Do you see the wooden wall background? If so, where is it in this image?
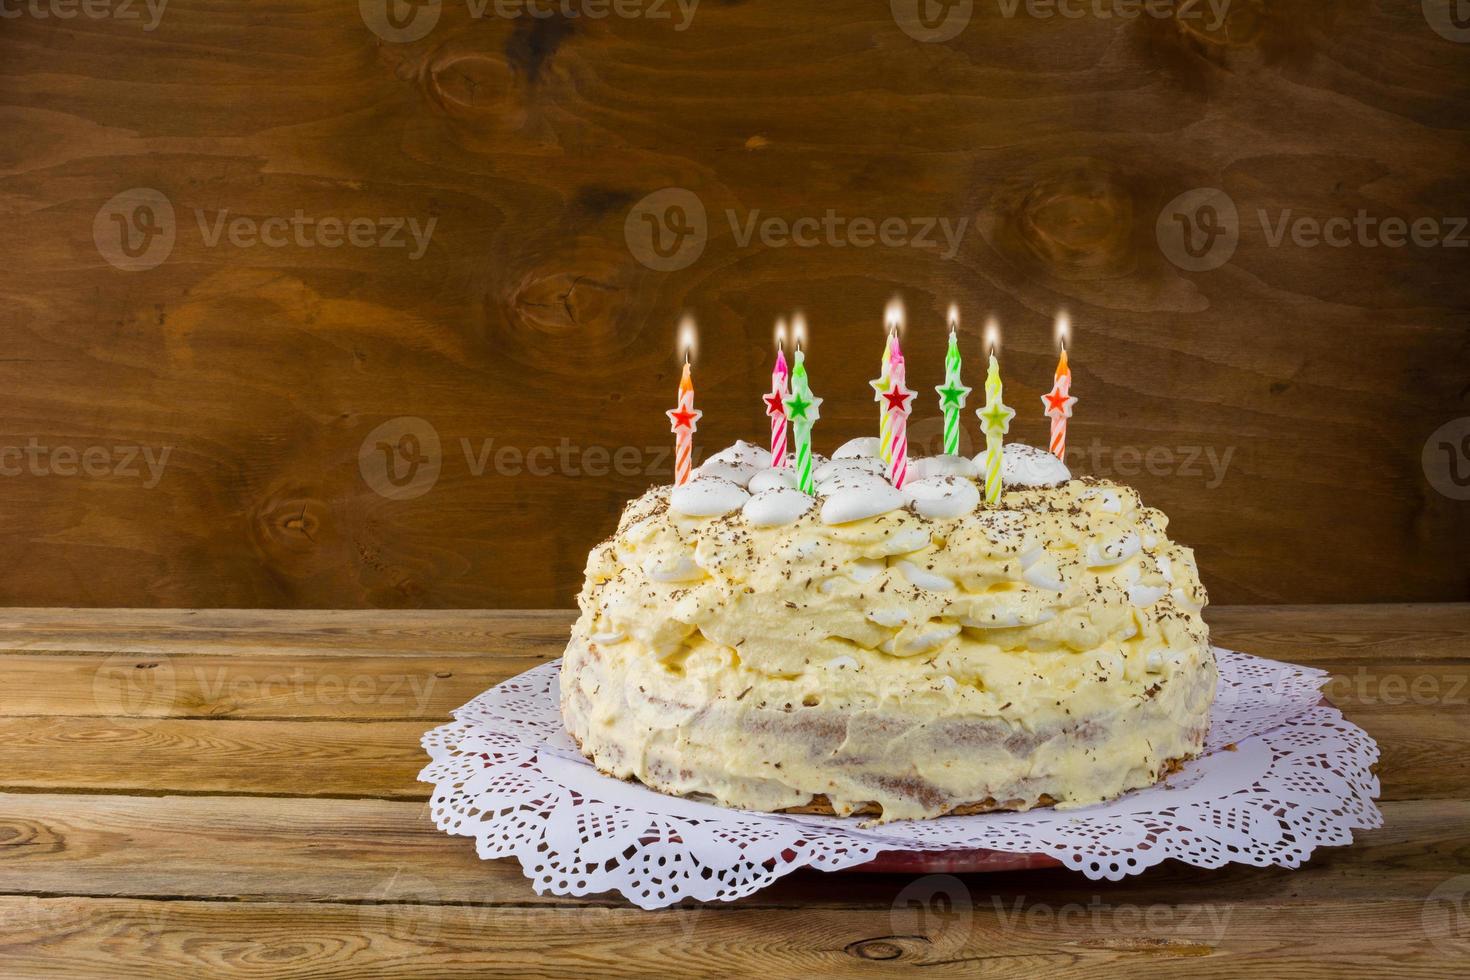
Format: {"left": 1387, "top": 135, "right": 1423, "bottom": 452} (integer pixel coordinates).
{"left": 0, "top": 0, "right": 1466, "bottom": 608}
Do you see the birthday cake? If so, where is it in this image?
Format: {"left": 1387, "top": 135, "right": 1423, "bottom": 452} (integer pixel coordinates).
{"left": 560, "top": 438, "right": 1216, "bottom": 822}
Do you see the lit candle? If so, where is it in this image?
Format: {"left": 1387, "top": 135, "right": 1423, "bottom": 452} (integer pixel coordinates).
{"left": 1042, "top": 312, "right": 1077, "bottom": 463}
{"left": 870, "top": 298, "right": 904, "bottom": 465}
{"left": 764, "top": 319, "right": 790, "bottom": 468}
{"left": 934, "top": 304, "right": 972, "bottom": 456}
{"left": 782, "top": 316, "right": 823, "bottom": 495}
{"left": 882, "top": 343, "right": 916, "bottom": 488}
{"left": 665, "top": 317, "right": 702, "bottom": 486}
{"left": 976, "top": 320, "right": 1015, "bottom": 507}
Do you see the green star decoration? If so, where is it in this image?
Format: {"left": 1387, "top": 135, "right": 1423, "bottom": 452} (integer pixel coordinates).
{"left": 935, "top": 378, "right": 971, "bottom": 411}
{"left": 784, "top": 389, "right": 823, "bottom": 425}
{"left": 977, "top": 398, "right": 1015, "bottom": 434}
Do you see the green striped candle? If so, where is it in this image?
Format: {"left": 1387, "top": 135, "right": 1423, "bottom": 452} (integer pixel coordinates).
{"left": 783, "top": 345, "right": 823, "bottom": 495}
{"left": 934, "top": 307, "right": 972, "bottom": 456}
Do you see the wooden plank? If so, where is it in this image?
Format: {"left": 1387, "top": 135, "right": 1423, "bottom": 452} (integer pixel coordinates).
{"left": 1207, "top": 605, "right": 1470, "bottom": 665}
{"left": 0, "top": 609, "right": 575, "bottom": 657}
{"left": 0, "top": 719, "right": 430, "bottom": 798}
{"left": 0, "top": 653, "right": 534, "bottom": 720}
{"left": 0, "top": 794, "right": 1458, "bottom": 908}
{"left": 0, "top": 677, "right": 1458, "bottom": 800}
{"left": 0, "top": 5, "right": 1467, "bottom": 609}
{"left": 0, "top": 895, "right": 1465, "bottom": 980}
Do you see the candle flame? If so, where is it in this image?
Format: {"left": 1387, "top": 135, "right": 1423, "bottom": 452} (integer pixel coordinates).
{"left": 947, "top": 303, "right": 960, "bottom": 332}
{"left": 678, "top": 316, "right": 697, "bottom": 363}
{"left": 791, "top": 312, "right": 807, "bottom": 350}
{"left": 885, "top": 296, "right": 905, "bottom": 335}
{"left": 984, "top": 317, "right": 1000, "bottom": 356}
{"left": 1055, "top": 310, "right": 1070, "bottom": 352}
{"left": 775, "top": 317, "right": 787, "bottom": 348}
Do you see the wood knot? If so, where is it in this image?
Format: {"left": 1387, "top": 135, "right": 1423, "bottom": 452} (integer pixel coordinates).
{"left": 844, "top": 935, "right": 929, "bottom": 961}
{"left": 1134, "top": 0, "right": 1323, "bottom": 79}
{"left": 993, "top": 161, "right": 1137, "bottom": 279}
{"left": 424, "top": 46, "right": 518, "bottom": 118}
{"left": 512, "top": 269, "right": 620, "bottom": 335}
{"left": 0, "top": 818, "right": 65, "bottom": 858}
{"left": 272, "top": 499, "right": 324, "bottom": 546}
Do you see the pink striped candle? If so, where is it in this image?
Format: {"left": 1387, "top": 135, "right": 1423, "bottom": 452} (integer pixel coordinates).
{"left": 881, "top": 340, "right": 916, "bottom": 489}
{"left": 765, "top": 320, "right": 790, "bottom": 467}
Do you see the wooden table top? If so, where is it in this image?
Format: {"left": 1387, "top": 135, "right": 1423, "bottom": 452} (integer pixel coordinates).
{"left": 0, "top": 605, "right": 1466, "bottom": 977}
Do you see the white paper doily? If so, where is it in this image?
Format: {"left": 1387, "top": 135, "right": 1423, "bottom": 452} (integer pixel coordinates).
{"left": 420, "top": 648, "right": 1381, "bottom": 909}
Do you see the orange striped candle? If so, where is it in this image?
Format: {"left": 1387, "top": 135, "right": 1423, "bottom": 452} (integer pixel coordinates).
{"left": 1042, "top": 312, "right": 1077, "bottom": 463}
{"left": 666, "top": 319, "right": 702, "bottom": 485}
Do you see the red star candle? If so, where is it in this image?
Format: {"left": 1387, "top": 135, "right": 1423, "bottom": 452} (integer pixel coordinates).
{"left": 1042, "top": 312, "right": 1077, "bottom": 463}
{"left": 765, "top": 319, "right": 790, "bottom": 467}
{"left": 666, "top": 319, "right": 702, "bottom": 486}
{"left": 882, "top": 339, "right": 916, "bottom": 489}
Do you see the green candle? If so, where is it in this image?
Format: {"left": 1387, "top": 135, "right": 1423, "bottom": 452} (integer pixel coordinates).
{"left": 934, "top": 306, "right": 971, "bottom": 456}
{"left": 783, "top": 344, "right": 823, "bottom": 495}
{"left": 976, "top": 331, "right": 1015, "bottom": 506}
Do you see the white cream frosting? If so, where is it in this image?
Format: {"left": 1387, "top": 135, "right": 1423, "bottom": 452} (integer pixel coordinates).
{"left": 564, "top": 443, "right": 1214, "bottom": 822}
{"left": 671, "top": 441, "right": 1073, "bottom": 526}
{"left": 978, "top": 442, "right": 1072, "bottom": 488}
{"left": 669, "top": 477, "right": 748, "bottom": 517}
{"left": 743, "top": 487, "right": 815, "bottom": 527}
